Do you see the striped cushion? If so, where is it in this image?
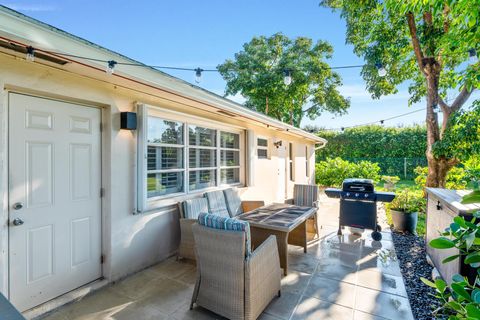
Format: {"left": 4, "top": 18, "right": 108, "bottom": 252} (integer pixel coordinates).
{"left": 197, "top": 213, "right": 251, "bottom": 256}
{"left": 204, "top": 190, "right": 230, "bottom": 217}
{"left": 294, "top": 184, "right": 319, "bottom": 207}
{"left": 182, "top": 198, "right": 209, "bottom": 219}
{"left": 223, "top": 188, "right": 243, "bottom": 217}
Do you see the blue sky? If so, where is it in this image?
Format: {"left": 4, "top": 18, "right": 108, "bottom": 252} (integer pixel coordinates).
{"left": 2, "top": 0, "right": 478, "bottom": 129}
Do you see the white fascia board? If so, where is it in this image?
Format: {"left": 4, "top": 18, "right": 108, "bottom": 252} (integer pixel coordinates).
{"left": 0, "top": 5, "right": 327, "bottom": 144}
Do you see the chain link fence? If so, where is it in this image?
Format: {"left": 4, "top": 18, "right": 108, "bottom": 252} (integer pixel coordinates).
{"left": 344, "top": 157, "right": 427, "bottom": 180}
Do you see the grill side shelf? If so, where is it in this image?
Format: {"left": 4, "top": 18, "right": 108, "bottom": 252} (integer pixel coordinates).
{"left": 325, "top": 188, "right": 342, "bottom": 198}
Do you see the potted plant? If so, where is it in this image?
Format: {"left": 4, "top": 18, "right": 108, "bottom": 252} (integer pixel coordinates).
{"left": 381, "top": 175, "right": 400, "bottom": 191}
{"left": 387, "top": 189, "right": 425, "bottom": 234}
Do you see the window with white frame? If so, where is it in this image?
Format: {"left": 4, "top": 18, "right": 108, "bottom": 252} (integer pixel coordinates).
{"left": 138, "top": 105, "right": 244, "bottom": 210}
{"left": 257, "top": 137, "right": 269, "bottom": 159}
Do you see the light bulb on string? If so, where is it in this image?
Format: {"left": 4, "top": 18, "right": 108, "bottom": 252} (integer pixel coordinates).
{"left": 468, "top": 49, "right": 478, "bottom": 65}
{"left": 26, "top": 46, "right": 35, "bottom": 62}
{"left": 375, "top": 63, "right": 387, "bottom": 77}
{"left": 195, "top": 68, "right": 203, "bottom": 83}
{"left": 283, "top": 69, "right": 292, "bottom": 86}
{"left": 380, "top": 120, "right": 384, "bottom": 125}
{"left": 106, "top": 60, "right": 117, "bottom": 75}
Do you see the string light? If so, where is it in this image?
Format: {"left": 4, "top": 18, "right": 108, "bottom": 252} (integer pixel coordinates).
{"left": 13, "top": 45, "right": 475, "bottom": 85}
{"left": 194, "top": 68, "right": 203, "bottom": 83}
{"left": 283, "top": 69, "right": 292, "bottom": 86}
{"left": 375, "top": 62, "right": 387, "bottom": 77}
{"left": 325, "top": 108, "right": 425, "bottom": 131}
{"left": 469, "top": 49, "right": 478, "bottom": 65}
{"left": 26, "top": 46, "right": 35, "bottom": 62}
{"left": 106, "top": 60, "right": 117, "bottom": 75}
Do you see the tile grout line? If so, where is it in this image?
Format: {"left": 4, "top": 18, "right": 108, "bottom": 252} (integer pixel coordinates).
{"left": 286, "top": 257, "right": 320, "bottom": 320}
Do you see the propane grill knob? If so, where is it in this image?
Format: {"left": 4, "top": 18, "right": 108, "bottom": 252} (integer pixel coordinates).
{"left": 355, "top": 193, "right": 359, "bottom": 197}
{"left": 346, "top": 192, "right": 350, "bottom": 197}
{"left": 364, "top": 194, "right": 369, "bottom": 198}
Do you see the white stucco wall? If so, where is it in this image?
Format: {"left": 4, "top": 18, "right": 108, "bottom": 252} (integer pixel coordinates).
{"left": 0, "top": 53, "right": 317, "bottom": 297}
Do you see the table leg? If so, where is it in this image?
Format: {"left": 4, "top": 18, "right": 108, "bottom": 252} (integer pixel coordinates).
{"left": 288, "top": 221, "right": 308, "bottom": 253}
{"left": 250, "top": 227, "right": 289, "bottom": 276}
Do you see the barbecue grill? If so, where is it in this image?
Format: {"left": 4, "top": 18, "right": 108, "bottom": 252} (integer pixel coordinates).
{"left": 325, "top": 178, "right": 395, "bottom": 241}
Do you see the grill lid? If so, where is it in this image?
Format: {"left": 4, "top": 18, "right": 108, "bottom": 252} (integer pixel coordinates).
{"left": 342, "top": 178, "right": 374, "bottom": 193}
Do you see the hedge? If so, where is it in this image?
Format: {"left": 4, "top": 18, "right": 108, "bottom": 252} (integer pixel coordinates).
{"left": 315, "top": 125, "right": 427, "bottom": 178}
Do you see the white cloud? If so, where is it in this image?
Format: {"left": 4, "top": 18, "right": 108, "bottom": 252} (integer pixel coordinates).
{"left": 3, "top": 3, "right": 57, "bottom": 12}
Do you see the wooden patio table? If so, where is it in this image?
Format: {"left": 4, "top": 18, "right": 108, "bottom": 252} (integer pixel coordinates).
{"left": 236, "top": 203, "right": 316, "bottom": 275}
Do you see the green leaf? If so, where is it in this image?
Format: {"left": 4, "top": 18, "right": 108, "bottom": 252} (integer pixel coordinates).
{"left": 443, "top": 255, "right": 461, "bottom": 264}
{"left": 466, "top": 303, "right": 480, "bottom": 318}
{"left": 465, "top": 231, "right": 477, "bottom": 250}
{"left": 454, "top": 216, "right": 467, "bottom": 228}
{"left": 465, "top": 252, "right": 480, "bottom": 265}
{"left": 420, "top": 277, "right": 436, "bottom": 288}
{"left": 451, "top": 283, "right": 472, "bottom": 301}
{"left": 447, "top": 300, "right": 464, "bottom": 312}
{"left": 452, "top": 274, "right": 466, "bottom": 283}
{"left": 435, "top": 279, "right": 447, "bottom": 293}
{"left": 472, "top": 289, "right": 480, "bottom": 303}
{"left": 430, "top": 237, "right": 456, "bottom": 249}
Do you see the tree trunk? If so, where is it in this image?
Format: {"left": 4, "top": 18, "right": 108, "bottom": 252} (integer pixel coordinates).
{"left": 424, "top": 59, "right": 452, "bottom": 188}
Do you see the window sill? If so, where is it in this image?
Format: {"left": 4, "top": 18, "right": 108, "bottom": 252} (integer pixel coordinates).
{"left": 140, "top": 183, "right": 244, "bottom": 213}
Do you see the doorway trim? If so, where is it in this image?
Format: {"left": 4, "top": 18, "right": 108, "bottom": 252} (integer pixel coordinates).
{"left": 0, "top": 86, "right": 111, "bottom": 313}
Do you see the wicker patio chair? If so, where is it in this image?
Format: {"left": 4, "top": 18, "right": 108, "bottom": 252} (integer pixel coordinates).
{"left": 178, "top": 198, "right": 209, "bottom": 260}
{"left": 287, "top": 184, "right": 320, "bottom": 242}
{"left": 223, "top": 188, "right": 265, "bottom": 217}
{"left": 191, "top": 213, "right": 281, "bottom": 320}
{"left": 205, "top": 188, "right": 265, "bottom": 218}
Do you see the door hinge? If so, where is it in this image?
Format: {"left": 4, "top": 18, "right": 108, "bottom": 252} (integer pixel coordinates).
{"left": 100, "top": 187, "right": 105, "bottom": 198}
{"left": 101, "top": 254, "right": 105, "bottom": 264}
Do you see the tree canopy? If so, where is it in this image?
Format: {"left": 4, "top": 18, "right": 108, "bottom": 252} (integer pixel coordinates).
{"left": 321, "top": 0, "right": 479, "bottom": 105}
{"left": 321, "top": 0, "right": 479, "bottom": 187}
{"left": 433, "top": 100, "right": 480, "bottom": 161}
{"left": 217, "top": 33, "right": 350, "bottom": 127}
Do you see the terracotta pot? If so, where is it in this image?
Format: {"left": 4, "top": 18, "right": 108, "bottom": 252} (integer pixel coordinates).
{"left": 391, "top": 210, "right": 418, "bottom": 234}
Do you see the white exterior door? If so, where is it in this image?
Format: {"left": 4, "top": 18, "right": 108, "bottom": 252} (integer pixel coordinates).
{"left": 8, "top": 93, "right": 102, "bottom": 312}
{"left": 276, "top": 144, "right": 287, "bottom": 201}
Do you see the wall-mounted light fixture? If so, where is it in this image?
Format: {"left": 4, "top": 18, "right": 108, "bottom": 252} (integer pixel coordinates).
{"left": 120, "top": 112, "right": 137, "bottom": 130}
{"left": 273, "top": 140, "right": 283, "bottom": 149}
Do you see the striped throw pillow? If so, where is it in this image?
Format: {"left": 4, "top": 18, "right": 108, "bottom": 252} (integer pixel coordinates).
{"left": 197, "top": 213, "right": 251, "bottom": 256}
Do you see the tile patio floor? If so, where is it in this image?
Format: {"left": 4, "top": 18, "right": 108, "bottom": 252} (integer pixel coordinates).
{"left": 40, "top": 195, "right": 414, "bottom": 320}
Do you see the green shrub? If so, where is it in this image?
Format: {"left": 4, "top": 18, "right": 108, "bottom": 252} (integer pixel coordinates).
{"left": 414, "top": 166, "right": 468, "bottom": 189}
{"left": 315, "top": 157, "right": 381, "bottom": 187}
{"left": 381, "top": 175, "right": 400, "bottom": 184}
{"left": 386, "top": 189, "right": 426, "bottom": 214}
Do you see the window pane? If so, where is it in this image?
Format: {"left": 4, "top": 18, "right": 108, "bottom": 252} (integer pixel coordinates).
{"left": 257, "top": 149, "right": 268, "bottom": 159}
{"left": 147, "top": 146, "right": 183, "bottom": 170}
{"left": 189, "top": 125, "right": 216, "bottom": 147}
{"left": 147, "top": 172, "right": 184, "bottom": 197}
{"left": 189, "top": 148, "right": 216, "bottom": 168}
{"left": 189, "top": 169, "right": 216, "bottom": 191}
{"left": 257, "top": 138, "right": 268, "bottom": 147}
{"left": 221, "top": 168, "right": 240, "bottom": 184}
{"left": 148, "top": 117, "right": 184, "bottom": 145}
{"left": 220, "top": 132, "right": 239, "bottom": 149}
{"left": 221, "top": 150, "right": 240, "bottom": 167}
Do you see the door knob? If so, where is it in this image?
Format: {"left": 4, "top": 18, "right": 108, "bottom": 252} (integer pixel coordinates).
{"left": 12, "top": 218, "right": 24, "bottom": 226}
{"left": 12, "top": 202, "right": 23, "bottom": 210}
